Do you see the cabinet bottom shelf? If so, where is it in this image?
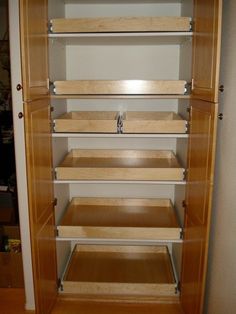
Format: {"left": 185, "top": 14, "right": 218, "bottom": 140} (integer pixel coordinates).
{"left": 61, "top": 244, "right": 177, "bottom": 298}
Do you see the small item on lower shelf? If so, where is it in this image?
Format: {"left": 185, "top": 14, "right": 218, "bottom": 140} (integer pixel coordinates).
{"left": 61, "top": 244, "right": 177, "bottom": 298}
{"left": 8, "top": 239, "right": 21, "bottom": 253}
{"left": 0, "top": 226, "right": 24, "bottom": 288}
{"left": 57, "top": 197, "right": 181, "bottom": 240}
{"left": 53, "top": 80, "right": 187, "bottom": 95}
{"left": 53, "top": 111, "right": 187, "bottom": 134}
{"left": 55, "top": 149, "right": 185, "bottom": 181}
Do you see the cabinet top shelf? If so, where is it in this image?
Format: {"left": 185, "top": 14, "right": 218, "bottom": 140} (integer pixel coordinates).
{"left": 49, "top": 16, "right": 192, "bottom": 44}
{"left": 50, "top": 16, "right": 191, "bottom": 33}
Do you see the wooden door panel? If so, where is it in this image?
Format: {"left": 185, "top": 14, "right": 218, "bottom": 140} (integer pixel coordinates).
{"left": 186, "top": 105, "right": 215, "bottom": 224}
{"left": 181, "top": 215, "right": 205, "bottom": 314}
{"left": 24, "top": 100, "right": 53, "bottom": 224}
{"left": 181, "top": 100, "right": 217, "bottom": 314}
{"left": 20, "top": 0, "right": 49, "bottom": 101}
{"left": 24, "top": 98, "right": 57, "bottom": 314}
{"left": 192, "top": 0, "right": 222, "bottom": 102}
{"left": 37, "top": 214, "right": 58, "bottom": 314}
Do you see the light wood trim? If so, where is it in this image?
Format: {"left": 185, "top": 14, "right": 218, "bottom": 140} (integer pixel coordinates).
{"left": 65, "top": 149, "right": 177, "bottom": 159}
{"left": 51, "top": 94, "right": 191, "bottom": 100}
{"left": 71, "top": 197, "right": 171, "bottom": 207}
{"left": 54, "top": 111, "right": 187, "bottom": 134}
{"left": 73, "top": 245, "right": 168, "bottom": 254}
{"left": 50, "top": 17, "right": 191, "bottom": 33}
{"left": 58, "top": 226, "right": 181, "bottom": 240}
{"left": 57, "top": 197, "right": 181, "bottom": 240}
{"left": 55, "top": 149, "right": 184, "bottom": 181}
{"left": 62, "top": 282, "right": 176, "bottom": 297}
{"left": 62, "top": 245, "right": 176, "bottom": 296}
{"left": 53, "top": 80, "right": 187, "bottom": 95}
{"left": 51, "top": 297, "right": 183, "bottom": 314}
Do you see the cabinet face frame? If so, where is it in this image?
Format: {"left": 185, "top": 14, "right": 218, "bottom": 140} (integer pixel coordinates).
{"left": 17, "top": 0, "right": 222, "bottom": 313}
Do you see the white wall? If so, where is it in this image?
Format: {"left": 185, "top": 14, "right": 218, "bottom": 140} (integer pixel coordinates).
{"left": 205, "top": 1, "right": 236, "bottom": 313}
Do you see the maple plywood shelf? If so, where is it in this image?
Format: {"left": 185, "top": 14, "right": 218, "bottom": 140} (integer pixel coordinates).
{"left": 55, "top": 149, "right": 185, "bottom": 181}
{"left": 53, "top": 80, "right": 187, "bottom": 96}
{"left": 53, "top": 111, "right": 187, "bottom": 134}
{"left": 50, "top": 16, "right": 191, "bottom": 34}
{"left": 61, "top": 244, "right": 177, "bottom": 297}
{"left": 57, "top": 198, "right": 182, "bottom": 240}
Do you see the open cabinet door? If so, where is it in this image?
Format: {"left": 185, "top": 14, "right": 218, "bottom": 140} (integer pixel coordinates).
{"left": 20, "top": 0, "right": 49, "bottom": 102}
{"left": 180, "top": 100, "right": 217, "bottom": 314}
{"left": 191, "top": 0, "right": 222, "bottom": 102}
{"left": 19, "top": 0, "right": 58, "bottom": 313}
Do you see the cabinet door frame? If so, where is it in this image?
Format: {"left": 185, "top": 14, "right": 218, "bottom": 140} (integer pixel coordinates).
{"left": 19, "top": 1, "right": 58, "bottom": 313}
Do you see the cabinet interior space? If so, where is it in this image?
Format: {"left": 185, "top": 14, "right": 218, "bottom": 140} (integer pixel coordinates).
{"left": 49, "top": 0, "right": 193, "bottom": 298}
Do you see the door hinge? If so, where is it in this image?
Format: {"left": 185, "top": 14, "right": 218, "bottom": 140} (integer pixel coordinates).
{"left": 190, "top": 19, "right": 193, "bottom": 31}
{"left": 48, "top": 20, "right": 53, "bottom": 33}
{"left": 52, "top": 169, "right": 57, "bottom": 180}
{"left": 50, "top": 120, "right": 55, "bottom": 133}
{"left": 180, "top": 229, "right": 184, "bottom": 239}
{"left": 185, "top": 121, "right": 190, "bottom": 133}
{"left": 53, "top": 198, "right": 58, "bottom": 206}
{"left": 176, "top": 281, "right": 181, "bottom": 293}
{"left": 55, "top": 227, "right": 59, "bottom": 238}
{"left": 57, "top": 278, "right": 62, "bottom": 290}
{"left": 183, "top": 169, "right": 188, "bottom": 181}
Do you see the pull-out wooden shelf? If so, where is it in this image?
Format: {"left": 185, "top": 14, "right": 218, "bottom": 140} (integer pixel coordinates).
{"left": 53, "top": 80, "right": 187, "bottom": 95}
{"left": 57, "top": 198, "right": 181, "bottom": 240}
{"left": 54, "top": 111, "right": 118, "bottom": 133}
{"left": 61, "top": 245, "right": 177, "bottom": 297}
{"left": 53, "top": 111, "right": 187, "bottom": 134}
{"left": 50, "top": 17, "right": 191, "bottom": 33}
{"left": 55, "top": 149, "right": 184, "bottom": 181}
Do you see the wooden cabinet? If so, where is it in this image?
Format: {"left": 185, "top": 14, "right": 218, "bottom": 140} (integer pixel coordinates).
{"left": 11, "top": 0, "right": 222, "bottom": 313}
